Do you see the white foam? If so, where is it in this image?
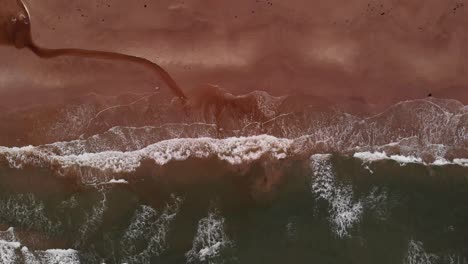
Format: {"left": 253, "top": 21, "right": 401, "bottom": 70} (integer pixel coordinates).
{"left": 389, "top": 154, "right": 423, "bottom": 165}
{"left": 0, "top": 240, "right": 21, "bottom": 249}
{"left": 310, "top": 154, "right": 363, "bottom": 238}
{"left": 43, "top": 248, "right": 78, "bottom": 254}
{"left": 353, "top": 151, "right": 468, "bottom": 167}
{"left": 353, "top": 151, "right": 389, "bottom": 162}
{"left": 186, "top": 208, "right": 232, "bottom": 263}
{"left": 354, "top": 151, "right": 424, "bottom": 164}
{"left": 1, "top": 135, "right": 292, "bottom": 173}
{"left": 0, "top": 145, "right": 47, "bottom": 169}
{"left": 37, "top": 249, "right": 80, "bottom": 264}
{"left": 0, "top": 194, "right": 56, "bottom": 234}
{"left": 21, "top": 246, "right": 40, "bottom": 264}
{"left": 432, "top": 158, "right": 451, "bottom": 166}
{"left": 20, "top": 247, "right": 80, "bottom": 264}
{"left": 364, "top": 165, "right": 374, "bottom": 174}
{"left": 87, "top": 178, "right": 129, "bottom": 186}
{"left": 0, "top": 228, "right": 80, "bottom": 264}
{"left": 198, "top": 241, "right": 222, "bottom": 260}
{"left": 454, "top": 158, "right": 468, "bottom": 166}
{"left": 107, "top": 179, "right": 128, "bottom": 184}
{"left": 121, "top": 195, "right": 182, "bottom": 263}
{"left": 0, "top": 240, "right": 20, "bottom": 264}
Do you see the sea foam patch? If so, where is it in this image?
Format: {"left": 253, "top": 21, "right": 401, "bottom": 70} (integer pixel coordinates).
{"left": 0, "top": 228, "right": 79, "bottom": 264}
{"left": 186, "top": 208, "right": 233, "bottom": 263}
{"left": 121, "top": 195, "right": 182, "bottom": 263}
{"left": 310, "top": 154, "right": 363, "bottom": 238}
{"left": 0, "top": 240, "right": 20, "bottom": 264}
{"left": 30, "top": 248, "right": 80, "bottom": 264}
{"left": 353, "top": 151, "right": 468, "bottom": 167}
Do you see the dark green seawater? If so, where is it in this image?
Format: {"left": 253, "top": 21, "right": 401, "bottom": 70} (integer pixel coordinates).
{"left": 1, "top": 155, "right": 467, "bottom": 264}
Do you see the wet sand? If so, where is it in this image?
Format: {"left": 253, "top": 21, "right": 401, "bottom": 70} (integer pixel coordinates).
{"left": 1, "top": 0, "right": 468, "bottom": 112}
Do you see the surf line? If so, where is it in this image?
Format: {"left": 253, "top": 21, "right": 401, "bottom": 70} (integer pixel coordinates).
{"left": 8, "top": 0, "right": 188, "bottom": 102}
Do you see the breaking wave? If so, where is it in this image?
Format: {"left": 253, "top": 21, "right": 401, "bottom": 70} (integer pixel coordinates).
{"left": 0, "top": 96, "right": 465, "bottom": 184}
{"left": 0, "top": 93, "right": 467, "bottom": 263}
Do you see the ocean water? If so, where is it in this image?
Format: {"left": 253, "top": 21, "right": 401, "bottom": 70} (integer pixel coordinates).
{"left": 0, "top": 95, "right": 467, "bottom": 263}
{"left": 0, "top": 153, "right": 467, "bottom": 263}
